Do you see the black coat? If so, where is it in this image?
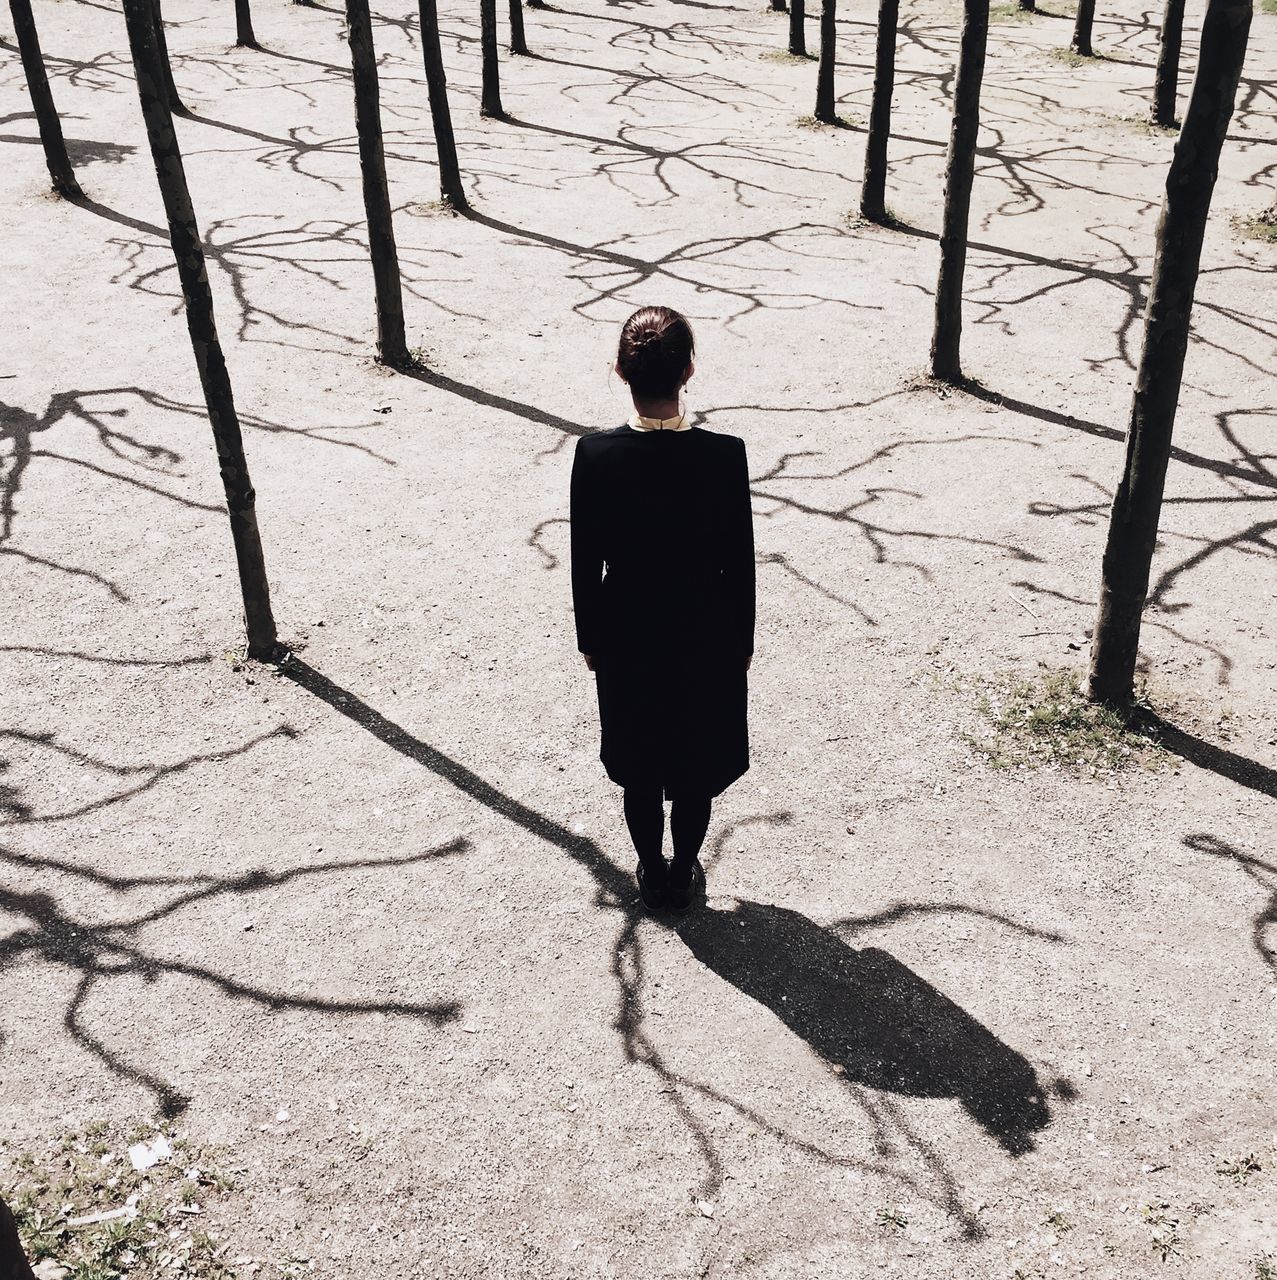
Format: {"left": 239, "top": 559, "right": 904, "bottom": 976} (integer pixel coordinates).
{"left": 570, "top": 424, "right": 755, "bottom": 799}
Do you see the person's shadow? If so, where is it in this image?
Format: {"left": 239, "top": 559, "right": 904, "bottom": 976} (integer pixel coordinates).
{"left": 674, "top": 900, "right": 1065, "bottom": 1155}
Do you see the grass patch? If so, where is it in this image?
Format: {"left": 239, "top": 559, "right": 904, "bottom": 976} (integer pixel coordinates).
{"left": 959, "top": 667, "right": 1167, "bottom": 774}
{"left": 1255, "top": 1254, "right": 1277, "bottom": 1280}
{"left": 1216, "top": 1153, "right": 1262, "bottom": 1185}
{"left": 875, "top": 1205, "right": 908, "bottom": 1231}
{"left": 991, "top": 2, "right": 1042, "bottom": 19}
{"left": 1142, "top": 1203, "right": 1182, "bottom": 1263}
{"left": 795, "top": 113, "right": 860, "bottom": 130}
{"left": 1263, "top": 0, "right": 1277, "bottom": 14}
{"left": 760, "top": 48, "right": 815, "bottom": 62}
{"left": 1050, "top": 46, "right": 1090, "bottom": 66}
{"left": 3, "top": 1123, "right": 242, "bottom": 1280}
{"left": 1232, "top": 212, "right": 1277, "bottom": 244}
{"left": 1101, "top": 111, "right": 1179, "bottom": 135}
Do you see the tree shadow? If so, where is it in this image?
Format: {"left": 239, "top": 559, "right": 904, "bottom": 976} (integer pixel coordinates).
{"left": 674, "top": 899, "right": 1064, "bottom": 1156}
{"left": 277, "top": 655, "right": 1070, "bottom": 1229}
{"left": 1137, "top": 715, "right": 1277, "bottom": 802}
{"left": 1183, "top": 834, "right": 1275, "bottom": 976}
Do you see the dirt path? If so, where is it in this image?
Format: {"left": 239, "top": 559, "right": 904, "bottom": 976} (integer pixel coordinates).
{"left": 1, "top": 0, "right": 1275, "bottom": 1274}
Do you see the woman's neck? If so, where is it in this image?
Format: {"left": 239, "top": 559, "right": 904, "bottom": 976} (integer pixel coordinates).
{"left": 632, "top": 396, "right": 681, "bottom": 420}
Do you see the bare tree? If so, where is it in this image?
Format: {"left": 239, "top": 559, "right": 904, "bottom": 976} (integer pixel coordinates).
{"left": 149, "top": 0, "right": 187, "bottom": 115}
{"left": 1151, "top": 0, "right": 1185, "bottom": 127}
{"left": 929, "top": 0, "right": 989, "bottom": 383}
{"left": 417, "top": 0, "right": 468, "bottom": 210}
{"left": 1088, "top": 0, "right": 1252, "bottom": 705}
{"left": 235, "top": 0, "right": 257, "bottom": 47}
{"left": 345, "top": 0, "right": 410, "bottom": 364}
{"left": 120, "top": 0, "right": 278, "bottom": 660}
{"left": 1071, "top": 0, "right": 1097, "bottom": 56}
{"left": 788, "top": 0, "right": 807, "bottom": 57}
{"left": 860, "top": 0, "right": 899, "bottom": 222}
{"left": 509, "top": 0, "right": 529, "bottom": 54}
{"left": 0, "top": 1197, "right": 35, "bottom": 1280}
{"left": 480, "top": 0, "right": 505, "bottom": 117}
{"left": 814, "top": 0, "right": 837, "bottom": 123}
{"left": 8, "top": 0, "right": 82, "bottom": 198}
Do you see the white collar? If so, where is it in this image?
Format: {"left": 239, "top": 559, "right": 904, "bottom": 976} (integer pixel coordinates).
{"left": 629, "top": 410, "right": 691, "bottom": 432}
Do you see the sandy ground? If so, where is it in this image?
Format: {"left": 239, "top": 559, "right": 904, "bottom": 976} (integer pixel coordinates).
{"left": 2, "top": 0, "right": 1275, "bottom": 1274}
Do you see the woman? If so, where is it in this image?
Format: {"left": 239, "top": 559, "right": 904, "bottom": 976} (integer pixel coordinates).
{"left": 570, "top": 306, "right": 755, "bottom": 913}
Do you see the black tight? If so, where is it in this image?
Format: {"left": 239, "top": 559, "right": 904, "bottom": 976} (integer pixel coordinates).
{"left": 622, "top": 785, "right": 712, "bottom": 877}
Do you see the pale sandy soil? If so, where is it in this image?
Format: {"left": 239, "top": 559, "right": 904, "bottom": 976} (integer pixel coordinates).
{"left": 1, "top": 0, "right": 1275, "bottom": 1275}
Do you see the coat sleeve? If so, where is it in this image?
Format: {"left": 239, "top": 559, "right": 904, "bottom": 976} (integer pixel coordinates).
{"left": 723, "top": 436, "right": 756, "bottom": 656}
{"left": 570, "top": 436, "right": 605, "bottom": 655}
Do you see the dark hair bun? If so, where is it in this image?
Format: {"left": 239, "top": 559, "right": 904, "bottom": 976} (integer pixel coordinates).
{"left": 616, "top": 307, "right": 695, "bottom": 399}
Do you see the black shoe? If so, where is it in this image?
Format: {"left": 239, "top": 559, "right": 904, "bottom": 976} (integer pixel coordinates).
{"left": 665, "top": 859, "right": 704, "bottom": 912}
{"left": 636, "top": 861, "right": 668, "bottom": 911}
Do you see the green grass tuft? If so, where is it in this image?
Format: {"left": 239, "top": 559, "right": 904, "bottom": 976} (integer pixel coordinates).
{"left": 960, "top": 667, "right": 1167, "bottom": 774}
{"left": 760, "top": 48, "right": 815, "bottom": 62}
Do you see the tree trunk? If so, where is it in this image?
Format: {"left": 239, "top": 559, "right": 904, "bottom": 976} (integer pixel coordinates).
{"left": 418, "top": 0, "right": 468, "bottom": 209}
{"left": 149, "top": 0, "right": 187, "bottom": 115}
{"left": 7, "top": 0, "right": 82, "bottom": 198}
{"left": 1088, "top": 0, "right": 1252, "bottom": 706}
{"left": 0, "top": 1197, "right": 36, "bottom": 1280}
{"left": 814, "top": 0, "right": 836, "bottom": 122}
{"left": 788, "top": 0, "right": 806, "bottom": 57}
{"left": 929, "top": 0, "right": 989, "bottom": 383}
{"left": 771, "top": 0, "right": 787, "bottom": 12}
{"left": 1019, "top": 0, "right": 1035, "bottom": 10}
{"left": 860, "top": 0, "right": 898, "bottom": 222}
{"left": 1071, "top": 0, "right": 1096, "bottom": 56}
{"left": 345, "top": 0, "right": 410, "bottom": 364}
{"left": 508, "top": 0, "right": 529, "bottom": 54}
{"left": 1151, "top": 0, "right": 1185, "bottom": 126}
{"left": 235, "top": 0, "right": 257, "bottom": 46}
{"left": 526, "top": 0, "right": 547, "bottom": 8}
{"left": 480, "top": 0, "right": 504, "bottom": 117}
{"left": 120, "top": 0, "right": 279, "bottom": 660}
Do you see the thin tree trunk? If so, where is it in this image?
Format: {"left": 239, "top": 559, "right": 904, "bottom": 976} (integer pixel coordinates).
{"left": 1071, "top": 0, "right": 1097, "bottom": 56}
{"left": 418, "top": 0, "right": 468, "bottom": 209}
{"left": 7, "top": 0, "right": 82, "bottom": 198}
{"left": 860, "top": 0, "right": 898, "bottom": 222}
{"left": 788, "top": 0, "right": 807, "bottom": 57}
{"left": 526, "top": 0, "right": 547, "bottom": 8}
{"left": 345, "top": 0, "right": 410, "bottom": 364}
{"left": 1152, "top": 0, "right": 1185, "bottom": 126}
{"left": 508, "top": 0, "right": 529, "bottom": 54}
{"left": 1088, "top": 0, "right": 1252, "bottom": 706}
{"left": 480, "top": 0, "right": 504, "bottom": 117}
{"left": 929, "top": 0, "right": 989, "bottom": 383}
{"left": 1, "top": 1197, "right": 36, "bottom": 1280}
{"left": 771, "top": 0, "right": 787, "bottom": 12}
{"left": 149, "top": 0, "right": 187, "bottom": 115}
{"left": 1019, "top": 0, "right": 1034, "bottom": 10}
{"left": 235, "top": 0, "right": 257, "bottom": 46}
{"left": 120, "top": 0, "right": 278, "bottom": 660}
{"left": 814, "top": 0, "right": 836, "bottom": 122}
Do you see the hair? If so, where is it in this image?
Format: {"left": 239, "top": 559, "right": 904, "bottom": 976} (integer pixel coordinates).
{"left": 616, "top": 306, "right": 695, "bottom": 400}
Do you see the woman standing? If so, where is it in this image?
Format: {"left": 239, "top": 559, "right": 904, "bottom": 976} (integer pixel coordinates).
{"left": 570, "top": 306, "right": 755, "bottom": 912}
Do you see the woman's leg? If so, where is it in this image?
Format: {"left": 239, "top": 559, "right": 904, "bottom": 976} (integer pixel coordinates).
{"left": 669, "top": 792, "right": 712, "bottom": 874}
{"left": 623, "top": 783, "right": 666, "bottom": 877}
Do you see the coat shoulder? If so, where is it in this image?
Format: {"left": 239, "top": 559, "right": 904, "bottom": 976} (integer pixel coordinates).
{"left": 692, "top": 427, "right": 746, "bottom": 454}
{"left": 576, "top": 425, "right": 629, "bottom": 453}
